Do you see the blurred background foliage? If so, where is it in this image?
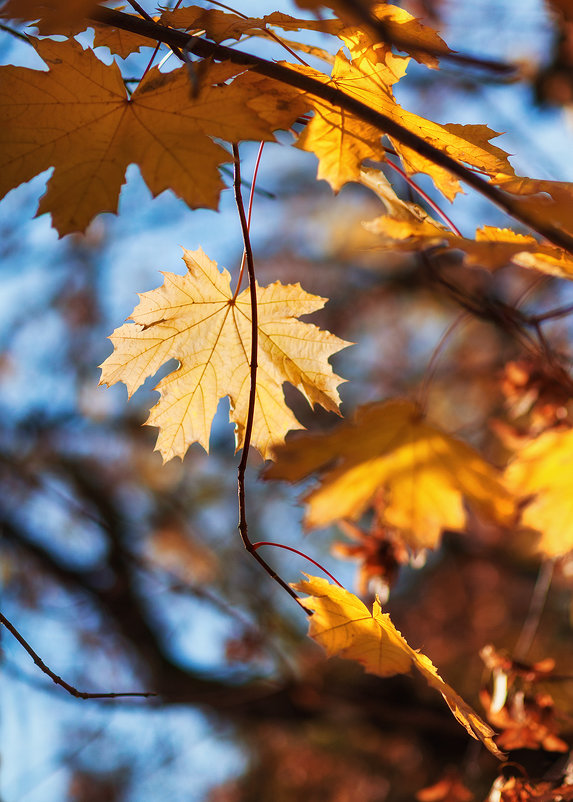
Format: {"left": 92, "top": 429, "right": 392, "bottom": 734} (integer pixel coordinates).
{"left": 2, "top": 1, "right": 573, "bottom": 800}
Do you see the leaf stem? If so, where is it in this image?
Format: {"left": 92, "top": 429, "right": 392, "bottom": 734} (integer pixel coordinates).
{"left": 252, "top": 541, "right": 343, "bottom": 587}
{"left": 0, "top": 610, "right": 156, "bottom": 700}
{"left": 232, "top": 144, "right": 304, "bottom": 609}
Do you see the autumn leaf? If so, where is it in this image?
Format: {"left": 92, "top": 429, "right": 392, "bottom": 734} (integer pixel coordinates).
{"left": 265, "top": 400, "right": 515, "bottom": 550}
{"left": 0, "top": 0, "right": 101, "bottom": 33}
{"left": 91, "top": 11, "right": 156, "bottom": 58}
{"left": 99, "top": 248, "right": 350, "bottom": 462}
{"left": 296, "top": 42, "right": 514, "bottom": 198}
{"left": 366, "top": 209, "right": 573, "bottom": 279}
{"left": 292, "top": 575, "right": 504, "bottom": 758}
{"left": 0, "top": 39, "right": 303, "bottom": 235}
{"left": 161, "top": 5, "right": 341, "bottom": 42}
{"left": 505, "top": 427, "right": 573, "bottom": 556}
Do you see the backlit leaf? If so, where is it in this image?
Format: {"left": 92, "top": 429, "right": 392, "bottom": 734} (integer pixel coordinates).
{"left": 292, "top": 575, "right": 503, "bottom": 758}
{"left": 266, "top": 400, "right": 515, "bottom": 549}
{"left": 296, "top": 44, "right": 514, "bottom": 198}
{"left": 100, "top": 248, "right": 350, "bottom": 462}
{"left": 505, "top": 427, "right": 573, "bottom": 556}
{"left": 0, "top": 39, "right": 302, "bottom": 235}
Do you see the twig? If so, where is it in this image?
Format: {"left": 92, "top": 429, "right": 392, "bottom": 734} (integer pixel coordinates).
{"left": 530, "top": 301, "right": 573, "bottom": 324}
{"left": 91, "top": 7, "right": 573, "bottom": 255}
{"left": 0, "top": 610, "right": 156, "bottom": 700}
{"left": 382, "top": 157, "right": 463, "bottom": 236}
{"left": 0, "top": 22, "right": 32, "bottom": 43}
{"left": 126, "top": 0, "right": 184, "bottom": 63}
{"left": 513, "top": 558, "right": 555, "bottom": 661}
{"left": 417, "top": 312, "right": 469, "bottom": 412}
{"left": 232, "top": 144, "right": 304, "bottom": 608}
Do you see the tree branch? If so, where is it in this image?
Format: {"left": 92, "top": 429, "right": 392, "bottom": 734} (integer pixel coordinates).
{"left": 90, "top": 7, "right": 573, "bottom": 255}
{"left": 232, "top": 143, "right": 303, "bottom": 608}
{"left": 0, "top": 609, "right": 156, "bottom": 700}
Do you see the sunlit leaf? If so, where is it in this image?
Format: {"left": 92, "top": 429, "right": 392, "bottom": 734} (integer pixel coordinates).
{"left": 293, "top": 575, "right": 504, "bottom": 758}
{"left": 266, "top": 400, "right": 515, "bottom": 549}
{"left": 100, "top": 248, "right": 350, "bottom": 462}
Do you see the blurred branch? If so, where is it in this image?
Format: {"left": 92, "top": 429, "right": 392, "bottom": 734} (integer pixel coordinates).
{"left": 0, "top": 610, "right": 156, "bottom": 699}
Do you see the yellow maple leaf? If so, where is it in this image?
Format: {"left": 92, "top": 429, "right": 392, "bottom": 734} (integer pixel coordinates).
{"left": 0, "top": 39, "right": 302, "bottom": 235}
{"left": 265, "top": 400, "right": 515, "bottom": 549}
{"left": 99, "top": 248, "right": 350, "bottom": 462}
{"left": 505, "top": 427, "right": 573, "bottom": 557}
{"left": 366, "top": 211, "right": 573, "bottom": 278}
{"left": 338, "top": 3, "right": 452, "bottom": 70}
{"left": 296, "top": 44, "right": 514, "bottom": 198}
{"left": 292, "top": 575, "right": 503, "bottom": 758}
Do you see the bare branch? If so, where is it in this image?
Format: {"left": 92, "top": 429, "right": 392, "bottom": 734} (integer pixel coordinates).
{"left": 0, "top": 610, "right": 156, "bottom": 700}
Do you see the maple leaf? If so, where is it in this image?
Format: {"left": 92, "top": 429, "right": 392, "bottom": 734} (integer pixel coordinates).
{"left": 338, "top": 3, "right": 452, "bottom": 70}
{"left": 161, "top": 5, "right": 341, "bottom": 42}
{"left": 292, "top": 575, "right": 504, "bottom": 758}
{"left": 0, "top": 39, "right": 303, "bottom": 235}
{"left": 91, "top": 12, "right": 156, "bottom": 58}
{"left": 0, "top": 0, "right": 100, "bottom": 33}
{"left": 265, "top": 400, "right": 515, "bottom": 550}
{"left": 505, "top": 427, "right": 573, "bottom": 556}
{"left": 366, "top": 208, "right": 573, "bottom": 279}
{"left": 296, "top": 42, "right": 514, "bottom": 198}
{"left": 99, "top": 248, "right": 350, "bottom": 462}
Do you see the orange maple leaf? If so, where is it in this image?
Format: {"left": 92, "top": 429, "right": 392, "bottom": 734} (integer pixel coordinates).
{"left": 293, "top": 575, "right": 504, "bottom": 758}
{"left": 0, "top": 39, "right": 303, "bottom": 235}
{"left": 0, "top": 0, "right": 100, "bottom": 33}
{"left": 99, "top": 248, "right": 350, "bottom": 462}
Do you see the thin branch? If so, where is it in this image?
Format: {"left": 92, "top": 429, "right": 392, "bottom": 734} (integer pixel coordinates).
{"left": 0, "top": 22, "right": 32, "bottom": 43}
{"left": 530, "top": 301, "right": 573, "bottom": 324}
{"left": 0, "top": 610, "right": 156, "bottom": 700}
{"left": 417, "top": 312, "right": 469, "bottom": 412}
{"left": 126, "top": 0, "right": 184, "bottom": 63}
{"left": 232, "top": 143, "right": 303, "bottom": 608}
{"left": 513, "top": 558, "right": 555, "bottom": 661}
{"left": 90, "top": 7, "right": 573, "bottom": 255}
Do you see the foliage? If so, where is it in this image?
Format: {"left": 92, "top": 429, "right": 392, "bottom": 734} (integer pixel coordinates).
{"left": 2, "top": 1, "right": 573, "bottom": 800}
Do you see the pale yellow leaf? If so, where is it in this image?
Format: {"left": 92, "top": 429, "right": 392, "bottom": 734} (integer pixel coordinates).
{"left": 266, "top": 400, "right": 515, "bottom": 550}
{"left": 100, "top": 248, "right": 350, "bottom": 462}
{"left": 292, "top": 575, "right": 503, "bottom": 758}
